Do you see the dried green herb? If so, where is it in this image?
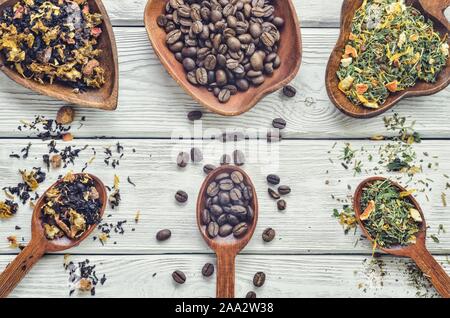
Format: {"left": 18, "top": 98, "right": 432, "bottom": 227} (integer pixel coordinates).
{"left": 337, "top": 0, "right": 449, "bottom": 109}
{"left": 360, "top": 180, "right": 422, "bottom": 248}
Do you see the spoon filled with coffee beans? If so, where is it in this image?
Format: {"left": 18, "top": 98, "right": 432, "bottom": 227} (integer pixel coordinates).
{"left": 197, "top": 166, "right": 258, "bottom": 298}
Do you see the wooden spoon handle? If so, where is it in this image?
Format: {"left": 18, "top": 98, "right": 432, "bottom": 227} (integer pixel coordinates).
{"left": 216, "top": 251, "right": 236, "bottom": 298}
{"left": 419, "top": 0, "right": 450, "bottom": 30}
{"left": 0, "top": 238, "right": 46, "bottom": 298}
{"left": 410, "top": 245, "right": 450, "bottom": 298}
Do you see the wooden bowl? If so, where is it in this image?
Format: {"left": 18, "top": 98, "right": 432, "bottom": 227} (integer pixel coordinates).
{"left": 326, "top": 0, "right": 450, "bottom": 118}
{"left": 144, "top": 0, "right": 302, "bottom": 116}
{"left": 0, "top": 0, "right": 119, "bottom": 110}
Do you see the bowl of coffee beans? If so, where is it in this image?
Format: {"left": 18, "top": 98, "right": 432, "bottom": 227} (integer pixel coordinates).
{"left": 197, "top": 165, "right": 258, "bottom": 244}
{"left": 145, "top": 0, "right": 302, "bottom": 116}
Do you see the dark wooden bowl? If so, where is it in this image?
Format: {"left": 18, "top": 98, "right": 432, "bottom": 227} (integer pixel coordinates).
{"left": 144, "top": 0, "right": 302, "bottom": 116}
{"left": 326, "top": 0, "right": 450, "bottom": 118}
{"left": 0, "top": 0, "right": 119, "bottom": 110}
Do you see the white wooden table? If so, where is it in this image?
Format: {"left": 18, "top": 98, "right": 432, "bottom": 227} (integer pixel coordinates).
{"left": 0, "top": 0, "right": 449, "bottom": 298}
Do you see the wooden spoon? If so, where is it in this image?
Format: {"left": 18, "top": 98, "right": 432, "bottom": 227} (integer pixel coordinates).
{"left": 0, "top": 0, "right": 119, "bottom": 110}
{"left": 144, "top": 0, "right": 302, "bottom": 116}
{"left": 0, "top": 173, "right": 107, "bottom": 298}
{"left": 196, "top": 166, "right": 258, "bottom": 298}
{"left": 326, "top": 0, "right": 450, "bottom": 118}
{"left": 354, "top": 176, "right": 450, "bottom": 298}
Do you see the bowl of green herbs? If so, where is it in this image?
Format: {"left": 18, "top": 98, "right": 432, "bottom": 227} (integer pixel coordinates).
{"left": 326, "top": 0, "right": 450, "bottom": 118}
{"left": 354, "top": 176, "right": 450, "bottom": 297}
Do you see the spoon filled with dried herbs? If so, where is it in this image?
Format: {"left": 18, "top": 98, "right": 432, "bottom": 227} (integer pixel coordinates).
{"left": 0, "top": 172, "right": 107, "bottom": 298}
{"left": 354, "top": 176, "right": 450, "bottom": 298}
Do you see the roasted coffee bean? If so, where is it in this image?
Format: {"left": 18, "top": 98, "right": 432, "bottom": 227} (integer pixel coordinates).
{"left": 207, "top": 221, "right": 219, "bottom": 238}
{"left": 268, "top": 188, "right": 280, "bottom": 200}
{"left": 156, "top": 229, "right": 172, "bottom": 241}
{"left": 177, "top": 152, "right": 190, "bottom": 167}
{"left": 172, "top": 270, "right": 186, "bottom": 284}
{"left": 219, "top": 192, "right": 231, "bottom": 205}
{"left": 216, "top": 172, "right": 230, "bottom": 181}
{"left": 230, "top": 188, "right": 242, "bottom": 202}
{"left": 277, "top": 199, "right": 287, "bottom": 211}
{"left": 233, "top": 222, "right": 249, "bottom": 238}
{"left": 175, "top": 190, "right": 189, "bottom": 203}
{"left": 246, "top": 291, "right": 257, "bottom": 298}
{"left": 272, "top": 118, "right": 286, "bottom": 130}
{"left": 207, "top": 182, "right": 220, "bottom": 196}
{"left": 266, "top": 174, "right": 280, "bottom": 185}
{"left": 278, "top": 185, "right": 291, "bottom": 195}
{"left": 210, "top": 204, "right": 224, "bottom": 217}
{"left": 219, "top": 224, "right": 234, "bottom": 237}
{"left": 201, "top": 209, "right": 211, "bottom": 225}
{"left": 246, "top": 206, "right": 255, "bottom": 222}
{"left": 157, "top": 15, "right": 168, "bottom": 27}
{"left": 226, "top": 214, "right": 240, "bottom": 226}
{"left": 231, "top": 171, "right": 244, "bottom": 184}
{"left": 217, "top": 213, "right": 228, "bottom": 226}
{"left": 196, "top": 67, "right": 208, "bottom": 85}
{"left": 203, "top": 164, "right": 216, "bottom": 174}
{"left": 202, "top": 263, "right": 215, "bottom": 277}
{"left": 236, "top": 78, "right": 249, "bottom": 91}
{"left": 233, "top": 150, "right": 245, "bottom": 166}
{"left": 204, "top": 54, "right": 217, "bottom": 70}
{"left": 190, "top": 147, "right": 203, "bottom": 162}
{"left": 183, "top": 58, "right": 196, "bottom": 71}
{"left": 262, "top": 228, "right": 275, "bottom": 242}
{"left": 219, "top": 179, "right": 234, "bottom": 191}
{"left": 187, "top": 110, "right": 203, "bottom": 121}
{"left": 283, "top": 85, "right": 297, "bottom": 98}
{"left": 220, "top": 154, "right": 231, "bottom": 165}
{"left": 253, "top": 272, "right": 266, "bottom": 287}
{"left": 166, "top": 29, "right": 182, "bottom": 45}
{"left": 218, "top": 89, "right": 231, "bottom": 103}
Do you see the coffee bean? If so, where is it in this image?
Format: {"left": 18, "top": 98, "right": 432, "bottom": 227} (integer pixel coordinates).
{"left": 157, "top": 15, "right": 168, "bottom": 27}
{"left": 226, "top": 214, "right": 240, "bottom": 226}
{"left": 203, "top": 164, "right": 216, "bottom": 174}
{"left": 253, "top": 272, "right": 266, "bottom": 287}
{"left": 229, "top": 188, "right": 242, "bottom": 202}
{"left": 183, "top": 58, "right": 196, "bottom": 71}
{"left": 172, "top": 270, "right": 186, "bottom": 284}
{"left": 278, "top": 185, "right": 291, "bottom": 195}
{"left": 190, "top": 147, "right": 203, "bottom": 162}
{"left": 246, "top": 206, "right": 255, "bottom": 222}
{"left": 156, "top": 229, "right": 172, "bottom": 241}
{"left": 210, "top": 204, "right": 223, "bottom": 217}
{"left": 219, "top": 224, "right": 233, "bottom": 237}
{"left": 266, "top": 174, "right": 280, "bottom": 185}
{"left": 219, "top": 179, "right": 234, "bottom": 191}
{"left": 233, "top": 150, "right": 245, "bottom": 166}
{"left": 207, "top": 221, "right": 219, "bottom": 238}
{"left": 217, "top": 213, "right": 228, "bottom": 226}
{"left": 202, "top": 263, "right": 215, "bottom": 277}
{"left": 272, "top": 118, "right": 286, "bottom": 130}
{"left": 233, "top": 222, "right": 249, "bottom": 238}
{"left": 246, "top": 291, "right": 257, "bottom": 298}
{"left": 220, "top": 154, "right": 231, "bottom": 165}
{"left": 177, "top": 152, "right": 190, "bottom": 167}
{"left": 201, "top": 209, "right": 211, "bottom": 225}
{"left": 268, "top": 188, "right": 280, "bottom": 200}
{"left": 187, "top": 110, "right": 203, "bottom": 121}
{"left": 283, "top": 85, "right": 297, "bottom": 98}
{"left": 231, "top": 171, "right": 244, "bottom": 184}
{"left": 219, "top": 192, "right": 231, "bottom": 205}
{"left": 216, "top": 173, "right": 230, "bottom": 181}
{"left": 207, "top": 182, "right": 219, "bottom": 197}
{"left": 196, "top": 67, "right": 208, "bottom": 85}
{"left": 262, "top": 228, "right": 275, "bottom": 242}
{"left": 175, "top": 190, "right": 188, "bottom": 203}
{"left": 277, "top": 199, "right": 287, "bottom": 211}
{"left": 218, "top": 89, "right": 231, "bottom": 103}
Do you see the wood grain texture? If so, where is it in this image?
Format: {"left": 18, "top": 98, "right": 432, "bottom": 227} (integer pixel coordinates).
{"left": 0, "top": 28, "right": 449, "bottom": 139}
{"left": 0, "top": 139, "right": 449, "bottom": 255}
{"left": 0, "top": 254, "right": 447, "bottom": 298}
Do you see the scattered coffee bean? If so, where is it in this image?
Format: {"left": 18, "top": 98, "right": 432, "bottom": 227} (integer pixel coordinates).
{"left": 187, "top": 110, "right": 203, "bottom": 121}
{"left": 268, "top": 188, "right": 280, "bottom": 200}
{"left": 203, "top": 164, "right": 216, "bottom": 174}
{"left": 278, "top": 185, "right": 291, "bottom": 195}
{"left": 277, "top": 199, "right": 287, "bottom": 211}
{"left": 253, "top": 272, "right": 266, "bottom": 287}
{"left": 266, "top": 174, "right": 280, "bottom": 185}
{"left": 262, "top": 228, "right": 276, "bottom": 242}
{"left": 172, "top": 270, "right": 186, "bottom": 284}
{"left": 202, "top": 263, "right": 215, "bottom": 277}
{"left": 272, "top": 118, "right": 287, "bottom": 130}
{"left": 177, "top": 152, "right": 190, "bottom": 168}
{"left": 246, "top": 291, "right": 257, "bottom": 298}
{"left": 191, "top": 147, "right": 203, "bottom": 163}
{"left": 233, "top": 150, "right": 245, "bottom": 166}
{"left": 156, "top": 229, "right": 172, "bottom": 241}
{"left": 283, "top": 85, "right": 297, "bottom": 98}
{"left": 175, "top": 190, "right": 188, "bottom": 203}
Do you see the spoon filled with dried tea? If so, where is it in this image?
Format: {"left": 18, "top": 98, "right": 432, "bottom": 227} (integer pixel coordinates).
{"left": 197, "top": 166, "right": 258, "bottom": 298}
{"left": 0, "top": 173, "right": 107, "bottom": 298}
{"left": 354, "top": 176, "right": 450, "bottom": 298}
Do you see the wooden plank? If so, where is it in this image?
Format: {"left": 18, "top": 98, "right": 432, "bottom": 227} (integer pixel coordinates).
{"left": 1, "top": 254, "right": 447, "bottom": 298}
{"left": 0, "top": 28, "right": 449, "bottom": 139}
{"left": 1, "top": 139, "right": 449, "bottom": 255}
{"left": 103, "top": 0, "right": 345, "bottom": 27}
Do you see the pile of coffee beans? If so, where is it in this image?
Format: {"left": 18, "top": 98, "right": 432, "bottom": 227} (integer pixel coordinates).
{"left": 201, "top": 169, "right": 255, "bottom": 239}
{"left": 158, "top": 0, "right": 284, "bottom": 103}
